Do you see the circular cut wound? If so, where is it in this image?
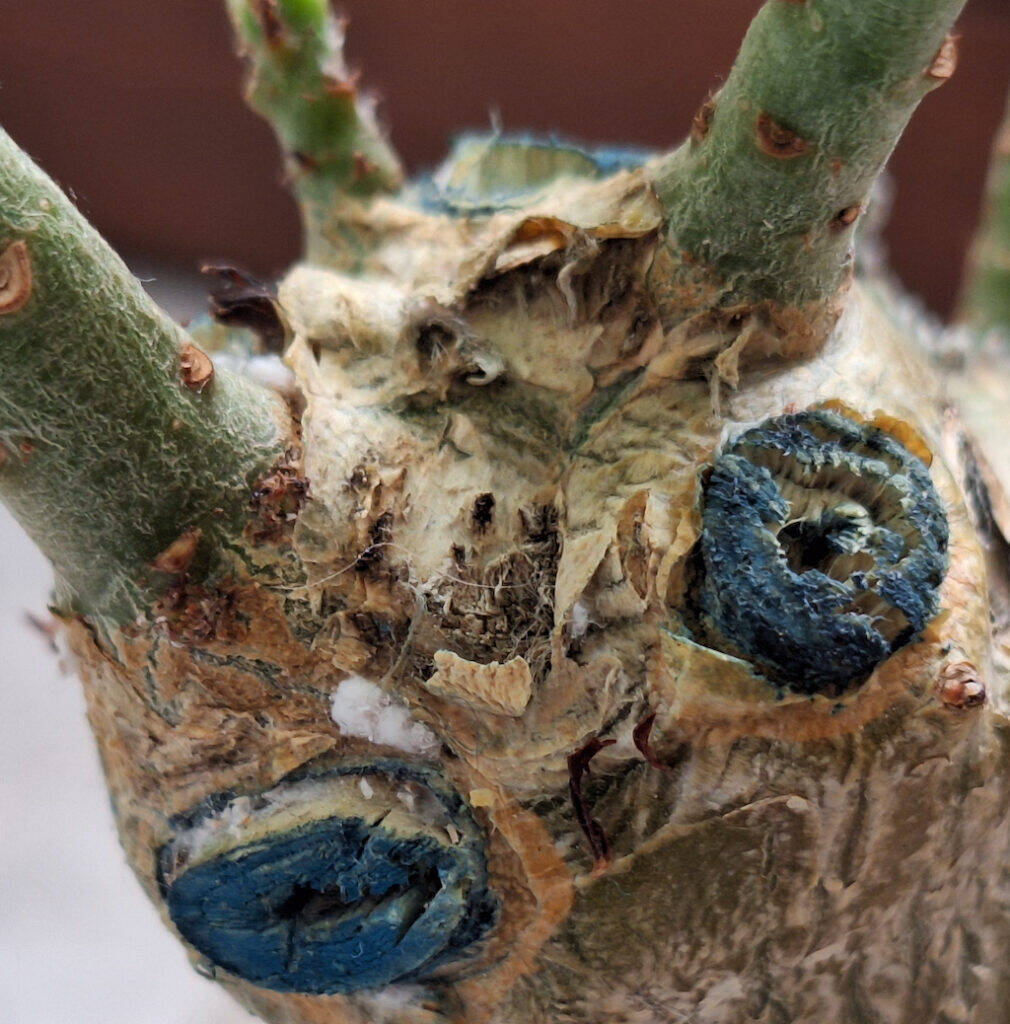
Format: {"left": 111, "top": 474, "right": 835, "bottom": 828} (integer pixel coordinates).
{"left": 699, "top": 410, "right": 949, "bottom": 693}
{"left": 158, "top": 766, "right": 497, "bottom": 995}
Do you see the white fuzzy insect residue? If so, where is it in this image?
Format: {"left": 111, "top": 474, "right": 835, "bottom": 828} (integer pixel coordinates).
{"left": 213, "top": 351, "right": 297, "bottom": 394}
{"left": 570, "top": 600, "right": 591, "bottom": 639}
{"left": 330, "top": 676, "right": 440, "bottom": 757}
{"left": 364, "top": 984, "right": 428, "bottom": 1019}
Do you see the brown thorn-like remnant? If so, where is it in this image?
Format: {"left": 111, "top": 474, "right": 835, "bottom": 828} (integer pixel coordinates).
{"left": 291, "top": 151, "right": 320, "bottom": 174}
{"left": 471, "top": 493, "right": 496, "bottom": 532}
{"left": 831, "top": 204, "right": 862, "bottom": 231}
{"left": 756, "top": 112, "right": 809, "bottom": 159}
{"left": 202, "top": 264, "right": 286, "bottom": 354}
{"left": 353, "top": 151, "right": 380, "bottom": 182}
{"left": 323, "top": 71, "right": 361, "bottom": 99}
{"left": 253, "top": 0, "right": 286, "bottom": 47}
{"left": 24, "top": 611, "right": 62, "bottom": 653}
{"left": 568, "top": 737, "right": 617, "bottom": 873}
{"left": 691, "top": 97, "right": 717, "bottom": 144}
{"left": 0, "top": 240, "right": 33, "bottom": 314}
{"left": 927, "top": 35, "right": 959, "bottom": 81}
{"left": 180, "top": 342, "right": 215, "bottom": 393}
{"left": 938, "top": 661, "right": 986, "bottom": 709}
{"left": 632, "top": 714, "right": 676, "bottom": 774}
{"left": 155, "top": 577, "right": 237, "bottom": 645}
{"left": 151, "top": 527, "right": 203, "bottom": 575}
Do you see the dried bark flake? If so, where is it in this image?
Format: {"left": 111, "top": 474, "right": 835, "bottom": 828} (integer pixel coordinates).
{"left": 938, "top": 661, "right": 985, "bottom": 709}
{"left": 180, "top": 343, "right": 214, "bottom": 392}
{"left": 756, "top": 113, "right": 809, "bottom": 159}
{"left": 691, "top": 98, "right": 717, "bottom": 144}
{"left": 202, "top": 264, "right": 286, "bottom": 353}
{"left": 249, "top": 447, "right": 309, "bottom": 543}
{"left": 0, "top": 240, "right": 33, "bottom": 314}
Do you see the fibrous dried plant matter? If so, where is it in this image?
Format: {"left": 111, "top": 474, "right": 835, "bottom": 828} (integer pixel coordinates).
{"left": 3, "top": 2, "right": 1010, "bottom": 1022}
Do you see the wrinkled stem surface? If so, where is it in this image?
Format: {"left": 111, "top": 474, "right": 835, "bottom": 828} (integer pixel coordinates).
{"left": 0, "top": 129, "right": 287, "bottom": 622}
{"left": 226, "top": 0, "right": 403, "bottom": 257}
{"left": 654, "top": 0, "right": 966, "bottom": 312}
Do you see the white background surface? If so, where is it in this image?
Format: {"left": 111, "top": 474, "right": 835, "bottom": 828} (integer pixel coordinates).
{"left": 0, "top": 268, "right": 250, "bottom": 1023}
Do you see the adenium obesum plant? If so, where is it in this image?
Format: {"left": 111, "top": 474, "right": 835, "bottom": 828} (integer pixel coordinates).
{"left": 4, "top": 1, "right": 1010, "bottom": 1021}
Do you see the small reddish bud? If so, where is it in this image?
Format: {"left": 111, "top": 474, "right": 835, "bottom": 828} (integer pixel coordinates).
{"left": 939, "top": 661, "right": 985, "bottom": 709}
{"left": 353, "top": 151, "right": 380, "bottom": 181}
{"left": 928, "top": 35, "right": 959, "bottom": 81}
{"left": 253, "top": 0, "right": 285, "bottom": 47}
{"left": 323, "top": 72, "right": 360, "bottom": 99}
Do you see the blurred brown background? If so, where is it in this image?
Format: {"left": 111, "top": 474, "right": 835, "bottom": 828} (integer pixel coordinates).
{"left": 1, "top": 0, "right": 1008, "bottom": 317}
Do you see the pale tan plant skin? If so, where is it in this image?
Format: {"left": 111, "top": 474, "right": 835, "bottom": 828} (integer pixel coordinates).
{"left": 4, "top": 2, "right": 1010, "bottom": 1023}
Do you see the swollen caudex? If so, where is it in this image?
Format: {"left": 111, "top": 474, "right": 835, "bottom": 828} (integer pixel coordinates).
{"left": 2, "top": 0, "right": 1003, "bottom": 1019}
{"left": 697, "top": 410, "right": 949, "bottom": 693}
{"left": 158, "top": 765, "right": 497, "bottom": 996}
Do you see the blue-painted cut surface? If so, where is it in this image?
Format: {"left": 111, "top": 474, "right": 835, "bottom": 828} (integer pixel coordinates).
{"left": 159, "top": 766, "right": 497, "bottom": 995}
{"left": 416, "top": 132, "right": 653, "bottom": 215}
{"left": 699, "top": 410, "right": 949, "bottom": 693}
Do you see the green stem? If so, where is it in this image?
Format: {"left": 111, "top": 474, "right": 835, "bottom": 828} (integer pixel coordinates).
{"left": 959, "top": 89, "right": 1010, "bottom": 333}
{"left": 653, "top": 0, "right": 966, "bottom": 313}
{"left": 0, "top": 128, "right": 289, "bottom": 623}
{"left": 225, "top": 0, "right": 403, "bottom": 256}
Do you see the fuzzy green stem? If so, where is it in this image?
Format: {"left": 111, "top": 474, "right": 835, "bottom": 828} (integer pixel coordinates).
{"left": 653, "top": 0, "right": 966, "bottom": 313}
{"left": 0, "top": 129, "right": 289, "bottom": 623}
{"left": 226, "top": 0, "right": 403, "bottom": 250}
{"left": 959, "top": 90, "right": 1010, "bottom": 333}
